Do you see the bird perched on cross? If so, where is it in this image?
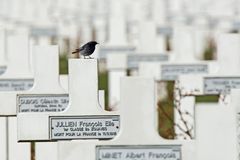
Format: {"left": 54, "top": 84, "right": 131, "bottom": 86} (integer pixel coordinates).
{"left": 72, "top": 41, "right": 98, "bottom": 59}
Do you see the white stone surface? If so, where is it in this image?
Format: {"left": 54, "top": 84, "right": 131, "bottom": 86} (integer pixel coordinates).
{"left": 0, "top": 34, "right": 33, "bottom": 116}
{"left": 106, "top": 54, "right": 127, "bottom": 70}
{"left": 177, "top": 74, "right": 240, "bottom": 138}
{"left": 194, "top": 0, "right": 235, "bottom": 17}
{"left": 60, "top": 75, "right": 68, "bottom": 91}
{"left": 20, "top": 47, "right": 103, "bottom": 159}
{"left": 98, "top": 90, "right": 105, "bottom": 109}
{"left": 0, "top": 28, "right": 7, "bottom": 66}
{"left": 192, "top": 16, "right": 210, "bottom": 60}
{"left": 30, "top": 45, "right": 64, "bottom": 93}
{"left": 217, "top": 33, "right": 240, "bottom": 75}
{"left": 57, "top": 77, "right": 196, "bottom": 160}
{"left": 108, "top": 70, "right": 126, "bottom": 110}
{"left": 177, "top": 33, "right": 240, "bottom": 94}
{"left": 139, "top": 62, "right": 161, "bottom": 80}
{"left": 8, "top": 117, "right": 30, "bottom": 160}
{"left": 176, "top": 33, "right": 240, "bottom": 139}
{"left": 38, "top": 36, "right": 51, "bottom": 45}
{"left": 139, "top": 60, "right": 218, "bottom": 139}
{"left": 35, "top": 142, "right": 58, "bottom": 160}
{"left": 97, "top": 1, "right": 135, "bottom": 59}
{"left": 152, "top": 0, "right": 167, "bottom": 25}
{"left": 31, "top": 47, "right": 67, "bottom": 158}
{"left": 137, "top": 21, "right": 159, "bottom": 53}
{"left": 230, "top": 89, "right": 240, "bottom": 159}
{"left": 172, "top": 25, "right": 196, "bottom": 62}
{"left": 195, "top": 103, "right": 238, "bottom": 160}
{"left": 0, "top": 34, "right": 32, "bottom": 160}
{"left": 107, "top": 54, "right": 127, "bottom": 109}
{"left": 156, "top": 35, "right": 166, "bottom": 53}
{"left": 108, "top": 1, "right": 127, "bottom": 46}
{"left": 0, "top": 117, "right": 7, "bottom": 160}
{"left": 17, "top": 53, "right": 106, "bottom": 160}
{"left": 106, "top": 51, "right": 169, "bottom": 110}
{"left": 18, "top": 59, "right": 118, "bottom": 141}
{"left": 16, "top": 46, "right": 65, "bottom": 160}
{"left": 60, "top": 75, "right": 105, "bottom": 108}
{"left": 4, "top": 34, "right": 32, "bottom": 77}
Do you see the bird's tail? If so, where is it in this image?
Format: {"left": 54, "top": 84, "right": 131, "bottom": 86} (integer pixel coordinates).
{"left": 72, "top": 48, "right": 80, "bottom": 54}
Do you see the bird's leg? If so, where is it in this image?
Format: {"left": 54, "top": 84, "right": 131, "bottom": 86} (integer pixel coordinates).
{"left": 88, "top": 56, "right": 93, "bottom": 59}
{"left": 83, "top": 55, "right": 85, "bottom": 59}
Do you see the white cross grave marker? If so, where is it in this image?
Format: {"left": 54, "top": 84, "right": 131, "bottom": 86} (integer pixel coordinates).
{"left": 137, "top": 25, "right": 220, "bottom": 139}
{"left": 15, "top": 46, "right": 106, "bottom": 160}
{"left": 0, "top": 34, "right": 33, "bottom": 115}
{"left": 0, "top": 28, "right": 7, "bottom": 74}
{"left": 230, "top": 89, "right": 240, "bottom": 159}
{"left": 0, "top": 34, "right": 33, "bottom": 160}
{"left": 107, "top": 21, "right": 169, "bottom": 109}
{"left": 57, "top": 77, "right": 196, "bottom": 160}
{"left": 176, "top": 33, "right": 240, "bottom": 139}
{"left": 97, "top": 0, "right": 135, "bottom": 59}
{"left": 194, "top": 99, "right": 238, "bottom": 159}
{"left": 18, "top": 59, "right": 119, "bottom": 141}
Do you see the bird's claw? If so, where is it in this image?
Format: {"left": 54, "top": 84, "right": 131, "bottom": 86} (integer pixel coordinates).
{"left": 82, "top": 56, "right": 93, "bottom": 59}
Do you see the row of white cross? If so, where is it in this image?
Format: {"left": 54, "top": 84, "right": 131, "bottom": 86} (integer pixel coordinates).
{"left": 0, "top": 19, "right": 240, "bottom": 160}
{"left": 1, "top": 0, "right": 239, "bottom": 57}
{"left": 0, "top": 0, "right": 238, "bottom": 24}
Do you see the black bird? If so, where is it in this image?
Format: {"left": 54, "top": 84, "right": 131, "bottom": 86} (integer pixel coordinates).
{"left": 72, "top": 41, "right": 98, "bottom": 59}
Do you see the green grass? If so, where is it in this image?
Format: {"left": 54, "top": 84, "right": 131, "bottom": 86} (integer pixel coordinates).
{"left": 157, "top": 81, "right": 219, "bottom": 139}
{"left": 157, "top": 82, "right": 175, "bottom": 139}
{"left": 203, "top": 38, "right": 216, "bottom": 60}
{"left": 196, "top": 95, "right": 219, "bottom": 103}
{"left": 98, "top": 71, "right": 108, "bottom": 108}
{"left": 59, "top": 55, "right": 68, "bottom": 74}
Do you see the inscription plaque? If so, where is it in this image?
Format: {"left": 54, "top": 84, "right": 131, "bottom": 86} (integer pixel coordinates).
{"left": 161, "top": 64, "right": 208, "bottom": 80}
{"left": 96, "top": 145, "right": 181, "bottom": 160}
{"left": 17, "top": 94, "right": 69, "bottom": 113}
{"left": 50, "top": 115, "right": 120, "bottom": 140}
{"left": 204, "top": 77, "right": 240, "bottom": 94}
{"left": 128, "top": 54, "right": 168, "bottom": 69}
{"left": 0, "top": 79, "right": 33, "bottom": 91}
{"left": 157, "top": 27, "right": 172, "bottom": 35}
{"left": 99, "top": 47, "right": 135, "bottom": 59}
{"left": 31, "top": 27, "right": 57, "bottom": 36}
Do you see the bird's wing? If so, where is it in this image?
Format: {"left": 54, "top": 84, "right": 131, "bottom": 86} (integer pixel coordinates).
{"left": 79, "top": 46, "right": 84, "bottom": 51}
{"left": 79, "top": 44, "right": 87, "bottom": 51}
{"left": 71, "top": 48, "right": 79, "bottom": 54}
{"left": 72, "top": 45, "right": 85, "bottom": 54}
